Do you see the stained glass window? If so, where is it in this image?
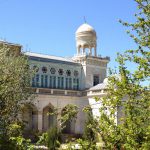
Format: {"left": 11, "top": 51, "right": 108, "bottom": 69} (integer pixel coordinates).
{"left": 42, "top": 67, "right": 47, "bottom": 73}
{"left": 58, "top": 69, "right": 63, "bottom": 75}
{"left": 50, "top": 68, "right": 56, "bottom": 74}
{"left": 66, "top": 70, "right": 71, "bottom": 76}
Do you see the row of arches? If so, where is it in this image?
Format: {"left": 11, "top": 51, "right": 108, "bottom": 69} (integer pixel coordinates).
{"left": 21, "top": 104, "right": 75, "bottom": 134}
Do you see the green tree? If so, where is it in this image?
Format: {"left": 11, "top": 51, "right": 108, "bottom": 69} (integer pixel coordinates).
{"left": 97, "top": 0, "right": 150, "bottom": 149}
{"left": 0, "top": 43, "right": 33, "bottom": 149}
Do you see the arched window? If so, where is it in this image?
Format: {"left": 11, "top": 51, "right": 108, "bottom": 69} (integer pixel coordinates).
{"left": 61, "top": 106, "right": 75, "bottom": 134}
{"left": 22, "top": 104, "right": 38, "bottom": 131}
{"left": 43, "top": 105, "right": 56, "bottom": 131}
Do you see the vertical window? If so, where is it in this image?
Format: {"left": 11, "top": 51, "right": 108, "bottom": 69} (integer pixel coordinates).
{"left": 36, "top": 74, "right": 39, "bottom": 87}
{"left": 41, "top": 75, "right": 44, "bottom": 87}
{"left": 57, "top": 77, "right": 64, "bottom": 89}
{"left": 77, "top": 79, "right": 79, "bottom": 90}
{"left": 53, "top": 76, "right": 56, "bottom": 88}
{"left": 49, "top": 76, "right": 56, "bottom": 88}
{"left": 61, "top": 77, "right": 64, "bottom": 89}
{"left": 49, "top": 76, "right": 52, "bottom": 87}
{"left": 41, "top": 75, "right": 48, "bottom": 88}
{"left": 45, "top": 75, "right": 48, "bottom": 88}
{"left": 73, "top": 78, "right": 79, "bottom": 90}
{"left": 93, "top": 75, "right": 99, "bottom": 86}
{"left": 69, "top": 78, "right": 72, "bottom": 89}
{"left": 58, "top": 77, "right": 60, "bottom": 88}
{"left": 73, "top": 79, "right": 76, "bottom": 90}
{"left": 66, "top": 78, "right": 72, "bottom": 89}
{"left": 66, "top": 78, "right": 68, "bottom": 89}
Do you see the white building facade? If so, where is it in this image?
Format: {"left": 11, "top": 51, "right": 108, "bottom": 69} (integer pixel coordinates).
{"left": 2, "top": 23, "right": 110, "bottom": 135}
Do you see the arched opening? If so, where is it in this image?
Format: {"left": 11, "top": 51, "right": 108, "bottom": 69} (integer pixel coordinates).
{"left": 43, "top": 104, "right": 56, "bottom": 131}
{"left": 61, "top": 106, "right": 75, "bottom": 134}
{"left": 22, "top": 104, "right": 38, "bottom": 131}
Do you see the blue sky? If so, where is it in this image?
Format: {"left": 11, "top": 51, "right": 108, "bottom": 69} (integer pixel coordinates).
{"left": 0, "top": 0, "right": 138, "bottom": 69}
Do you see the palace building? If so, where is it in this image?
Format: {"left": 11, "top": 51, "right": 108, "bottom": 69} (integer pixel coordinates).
{"left": 1, "top": 23, "right": 110, "bottom": 134}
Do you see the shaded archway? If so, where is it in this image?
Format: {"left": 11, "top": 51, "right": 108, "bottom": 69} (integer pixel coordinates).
{"left": 22, "top": 104, "right": 38, "bottom": 131}
{"left": 43, "top": 104, "right": 56, "bottom": 131}
{"left": 61, "top": 105, "right": 76, "bottom": 134}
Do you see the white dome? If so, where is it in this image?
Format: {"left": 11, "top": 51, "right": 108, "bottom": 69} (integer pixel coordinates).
{"left": 76, "top": 23, "right": 95, "bottom": 34}
{"left": 75, "top": 23, "right": 97, "bottom": 57}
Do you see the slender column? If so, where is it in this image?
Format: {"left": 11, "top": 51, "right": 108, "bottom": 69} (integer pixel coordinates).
{"left": 38, "top": 110, "right": 43, "bottom": 131}
{"left": 89, "top": 48, "right": 92, "bottom": 56}
{"left": 77, "top": 46, "right": 80, "bottom": 55}
{"left": 94, "top": 46, "right": 97, "bottom": 57}
{"left": 82, "top": 47, "right": 85, "bottom": 55}
{"left": 55, "top": 76, "right": 58, "bottom": 88}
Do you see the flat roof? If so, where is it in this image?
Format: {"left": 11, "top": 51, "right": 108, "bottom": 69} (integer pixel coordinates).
{"left": 25, "top": 52, "right": 81, "bottom": 66}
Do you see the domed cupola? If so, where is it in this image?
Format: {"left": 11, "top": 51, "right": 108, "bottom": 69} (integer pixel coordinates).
{"left": 76, "top": 23, "right": 97, "bottom": 56}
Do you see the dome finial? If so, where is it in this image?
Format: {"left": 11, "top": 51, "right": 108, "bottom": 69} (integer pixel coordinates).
{"left": 83, "top": 16, "right": 87, "bottom": 23}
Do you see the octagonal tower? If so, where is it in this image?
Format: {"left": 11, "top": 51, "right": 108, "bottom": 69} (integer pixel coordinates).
{"left": 76, "top": 23, "right": 97, "bottom": 56}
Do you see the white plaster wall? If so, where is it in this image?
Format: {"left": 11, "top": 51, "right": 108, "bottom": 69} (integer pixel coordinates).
{"left": 32, "top": 94, "right": 89, "bottom": 134}
{"left": 85, "top": 65, "right": 107, "bottom": 89}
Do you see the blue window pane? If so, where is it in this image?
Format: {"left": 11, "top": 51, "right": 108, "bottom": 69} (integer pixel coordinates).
{"left": 53, "top": 76, "right": 56, "bottom": 88}
{"left": 58, "top": 77, "right": 60, "bottom": 88}
{"left": 36, "top": 74, "right": 39, "bottom": 87}
{"left": 69, "top": 78, "right": 72, "bottom": 89}
{"left": 61, "top": 77, "right": 64, "bottom": 89}
{"left": 66, "top": 78, "right": 68, "bottom": 89}
{"left": 45, "top": 75, "right": 48, "bottom": 88}
{"left": 41, "top": 75, "right": 44, "bottom": 87}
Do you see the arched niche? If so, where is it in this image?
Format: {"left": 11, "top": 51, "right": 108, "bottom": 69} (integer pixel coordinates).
{"left": 43, "top": 104, "right": 57, "bottom": 131}
{"left": 21, "top": 103, "right": 38, "bottom": 131}
{"left": 61, "top": 105, "right": 75, "bottom": 134}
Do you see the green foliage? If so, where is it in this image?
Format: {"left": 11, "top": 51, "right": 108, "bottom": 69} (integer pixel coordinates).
{"left": 47, "top": 127, "right": 61, "bottom": 150}
{"left": 67, "top": 139, "right": 98, "bottom": 150}
{"left": 37, "top": 132, "right": 48, "bottom": 146}
{"left": 97, "top": 0, "right": 150, "bottom": 149}
{"left": 37, "top": 127, "right": 61, "bottom": 150}
{"left": 60, "top": 104, "right": 79, "bottom": 130}
{"left": 83, "top": 106, "right": 97, "bottom": 143}
{"left": 0, "top": 44, "right": 33, "bottom": 149}
{"left": 10, "top": 136, "right": 34, "bottom": 150}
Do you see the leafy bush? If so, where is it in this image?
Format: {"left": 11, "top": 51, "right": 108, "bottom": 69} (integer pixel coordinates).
{"left": 83, "top": 106, "right": 97, "bottom": 143}
{"left": 10, "top": 136, "right": 34, "bottom": 150}
{"left": 38, "top": 127, "right": 61, "bottom": 150}
{"left": 67, "top": 139, "right": 98, "bottom": 150}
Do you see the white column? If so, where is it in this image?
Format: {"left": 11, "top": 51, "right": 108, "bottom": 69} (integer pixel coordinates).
{"left": 82, "top": 47, "right": 85, "bottom": 55}
{"left": 77, "top": 46, "right": 80, "bottom": 55}
{"left": 89, "top": 48, "right": 92, "bottom": 56}
{"left": 38, "top": 110, "right": 43, "bottom": 131}
{"left": 94, "top": 46, "right": 97, "bottom": 57}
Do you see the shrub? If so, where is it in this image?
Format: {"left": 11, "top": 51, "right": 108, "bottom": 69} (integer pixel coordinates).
{"left": 38, "top": 127, "right": 61, "bottom": 150}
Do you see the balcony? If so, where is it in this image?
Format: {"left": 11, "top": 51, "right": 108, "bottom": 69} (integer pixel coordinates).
{"left": 31, "top": 87, "right": 87, "bottom": 97}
